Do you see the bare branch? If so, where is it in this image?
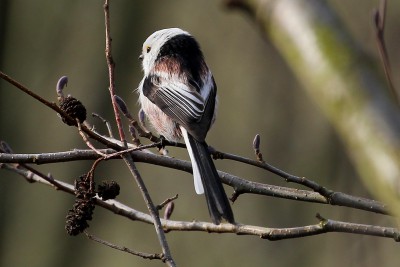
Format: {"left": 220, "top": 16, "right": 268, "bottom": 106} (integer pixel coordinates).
{"left": 78, "top": 122, "right": 108, "bottom": 157}
{"left": 92, "top": 113, "right": 114, "bottom": 138}
{"left": 103, "top": 0, "right": 126, "bottom": 145}
{"left": 85, "top": 231, "right": 165, "bottom": 261}
{"left": 0, "top": 149, "right": 389, "bottom": 215}
{"left": 3, "top": 162, "right": 398, "bottom": 242}
{"left": 157, "top": 194, "right": 179, "bottom": 211}
{"left": 120, "top": 153, "right": 176, "bottom": 266}
{"left": 0, "top": 71, "right": 125, "bottom": 152}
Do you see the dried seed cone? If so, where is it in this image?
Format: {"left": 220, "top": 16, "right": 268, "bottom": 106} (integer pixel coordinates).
{"left": 97, "top": 180, "right": 120, "bottom": 200}
{"left": 59, "top": 96, "right": 87, "bottom": 126}
{"left": 65, "top": 174, "right": 95, "bottom": 236}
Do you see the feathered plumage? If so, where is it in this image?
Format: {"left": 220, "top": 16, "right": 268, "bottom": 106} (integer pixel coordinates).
{"left": 138, "top": 28, "right": 234, "bottom": 224}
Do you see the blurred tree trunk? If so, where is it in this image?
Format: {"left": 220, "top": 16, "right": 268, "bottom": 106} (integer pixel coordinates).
{"left": 227, "top": 0, "right": 400, "bottom": 218}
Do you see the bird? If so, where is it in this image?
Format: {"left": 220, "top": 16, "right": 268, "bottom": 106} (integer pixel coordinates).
{"left": 137, "top": 28, "right": 235, "bottom": 224}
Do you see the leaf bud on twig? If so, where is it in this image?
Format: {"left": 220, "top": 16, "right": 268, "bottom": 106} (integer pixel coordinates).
{"left": 163, "top": 201, "right": 175, "bottom": 220}
{"left": 114, "top": 95, "right": 133, "bottom": 120}
{"left": 138, "top": 109, "right": 146, "bottom": 127}
{"left": 252, "top": 134, "right": 264, "bottom": 162}
{"left": 56, "top": 76, "right": 68, "bottom": 100}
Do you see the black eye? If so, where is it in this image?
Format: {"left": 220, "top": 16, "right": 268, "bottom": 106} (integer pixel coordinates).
{"left": 146, "top": 46, "right": 151, "bottom": 53}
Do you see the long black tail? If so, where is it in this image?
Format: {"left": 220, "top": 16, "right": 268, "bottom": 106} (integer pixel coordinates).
{"left": 186, "top": 134, "right": 235, "bottom": 224}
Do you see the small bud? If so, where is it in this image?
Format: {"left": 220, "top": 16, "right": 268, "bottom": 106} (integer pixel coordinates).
{"left": 253, "top": 134, "right": 264, "bottom": 162}
{"left": 0, "top": 141, "right": 13, "bottom": 153}
{"left": 59, "top": 96, "right": 87, "bottom": 126}
{"left": 56, "top": 76, "right": 68, "bottom": 99}
{"left": 138, "top": 109, "right": 146, "bottom": 126}
{"left": 253, "top": 134, "right": 260, "bottom": 152}
{"left": 115, "top": 95, "right": 132, "bottom": 119}
{"left": 163, "top": 201, "right": 175, "bottom": 220}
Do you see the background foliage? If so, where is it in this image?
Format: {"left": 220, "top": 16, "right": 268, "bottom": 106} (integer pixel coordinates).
{"left": 0, "top": 0, "right": 399, "bottom": 266}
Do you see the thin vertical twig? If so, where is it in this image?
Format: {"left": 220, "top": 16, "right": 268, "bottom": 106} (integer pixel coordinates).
{"left": 102, "top": 1, "right": 176, "bottom": 266}
{"left": 104, "top": 0, "right": 127, "bottom": 146}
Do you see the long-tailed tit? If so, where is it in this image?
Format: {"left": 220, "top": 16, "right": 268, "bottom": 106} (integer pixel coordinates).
{"left": 137, "top": 28, "right": 234, "bottom": 224}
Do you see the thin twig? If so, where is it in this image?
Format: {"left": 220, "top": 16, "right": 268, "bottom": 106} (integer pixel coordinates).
{"left": 157, "top": 194, "right": 179, "bottom": 210}
{"left": 213, "top": 149, "right": 333, "bottom": 195}
{"left": 373, "top": 0, "right": 399, "bottom": 104}
{"left": 212, "top": 149, "right": 388, "bottom": 214}
{"left": 78, "top": 122, "right": 108, "bottom": 157}
{"left": 92, "top": 113, "right": 114, "bottom": 138}
{"left": 85, "top": 231, "right": 165, "bottom": 260}
{"left": 0, "top": 71, "right": 61, "bottom": 112}
{"left": 0, "top": 71, "right": 123, "bottom": 151}
{"left": 103, "top": 0, "right": 126, "bottom": 145}
{"left": 121, "top": 153, "right": 176, "bottom": 266}
{"left": 102, "top": 142, "right": 161, "bottom": 160}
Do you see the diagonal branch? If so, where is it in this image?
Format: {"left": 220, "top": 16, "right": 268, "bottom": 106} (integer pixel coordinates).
{"left": 0, "top": 71, "right": 123, "bottom": 151}
{"left": 121, "top": 153, "right": 176, "bottom": 266}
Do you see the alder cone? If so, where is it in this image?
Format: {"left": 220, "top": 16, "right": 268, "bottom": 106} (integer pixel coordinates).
{"left": 59, "top": 96, "right": 87, "bottom": 126}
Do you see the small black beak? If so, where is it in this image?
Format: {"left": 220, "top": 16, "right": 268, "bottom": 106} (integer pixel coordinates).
{"left": 139, "top": 54, "right": 143, "bottom": 60}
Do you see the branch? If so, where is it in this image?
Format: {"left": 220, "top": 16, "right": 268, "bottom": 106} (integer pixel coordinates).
{"left": 212, "top": 148, "right": 388, "bottom": 214}
{"left": 0, "top": 71, "right": 124, "bottom": 152}
{"left": 121, "top": 153, "right": 176, "bottom": 266}
{"left": 103, "top": 0, "right": 126, "bottom": 145}
{"left": 2, "top": 161, "right": 399, "bottom": 242}
{"left": 0, "top": 149, "right": 389, "bottom": 215}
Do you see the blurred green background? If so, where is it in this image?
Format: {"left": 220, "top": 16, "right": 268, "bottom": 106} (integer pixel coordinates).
{"left": 0, "top": 0, "right": 399, "bottom": 266}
